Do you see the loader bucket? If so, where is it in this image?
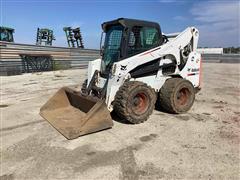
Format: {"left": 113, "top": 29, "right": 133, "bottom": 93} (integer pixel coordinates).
{"left": 40, "top": 87, "right": 113, "bottom": 139}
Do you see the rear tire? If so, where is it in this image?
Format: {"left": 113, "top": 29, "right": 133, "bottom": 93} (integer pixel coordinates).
{"left": 113, "top": 81, "right": 156, "bottom": 124}
{"left": 158, "top": 78, "right": 195, "bottom": 113}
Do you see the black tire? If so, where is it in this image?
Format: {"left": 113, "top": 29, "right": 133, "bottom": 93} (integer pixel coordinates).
{"left": 158, "top": 78, "right": 195, "bottom": 113}
{"left": 113, "top": 81, "right": 156, "bottom": 124}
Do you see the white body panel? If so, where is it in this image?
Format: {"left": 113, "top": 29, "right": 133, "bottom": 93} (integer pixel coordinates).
{"left": 87, "top": 58, "right": 101, "bottom": 86}
{"left": 87, "top": 27, "right": 201, "bottom": 111}
{"left": 179, "top": 52, "right": 202, "bottom": 87}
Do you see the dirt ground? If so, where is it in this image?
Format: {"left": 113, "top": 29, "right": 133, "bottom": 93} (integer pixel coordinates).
{"left": 0, "top": 63, "right": 239, "bottom": 180}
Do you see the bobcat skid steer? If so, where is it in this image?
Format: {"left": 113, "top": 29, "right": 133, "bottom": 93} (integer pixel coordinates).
{"left": 40, "top": 18, "right": 201, "bottom": 139}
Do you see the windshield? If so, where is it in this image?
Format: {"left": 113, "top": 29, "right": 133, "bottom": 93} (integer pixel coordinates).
{"left": 102, "top": 25, "right": 123, "bottom": 66}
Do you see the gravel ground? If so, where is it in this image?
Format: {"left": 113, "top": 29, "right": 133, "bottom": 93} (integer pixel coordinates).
{"left": 0, "top": 63, "right": 239, "bottom": 180}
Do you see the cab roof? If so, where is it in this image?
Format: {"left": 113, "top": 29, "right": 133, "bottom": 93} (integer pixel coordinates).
{"left": 102, "top": 18, "right": 160, "bottom": 32}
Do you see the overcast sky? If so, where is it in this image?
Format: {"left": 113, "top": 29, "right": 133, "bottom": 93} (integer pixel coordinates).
{"left": 1, "top": 0, "right": 239, "bottom": 48}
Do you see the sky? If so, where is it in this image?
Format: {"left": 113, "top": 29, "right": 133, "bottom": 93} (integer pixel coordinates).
{"left": 1, "top": 0, "right": 239, "bottom": 49}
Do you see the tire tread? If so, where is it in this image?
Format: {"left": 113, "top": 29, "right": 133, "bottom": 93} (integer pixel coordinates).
{"left": 114, "top": 81, "right": 156, "bottom": 124}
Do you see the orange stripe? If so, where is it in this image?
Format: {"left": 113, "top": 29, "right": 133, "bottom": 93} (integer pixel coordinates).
{"left": 187, "top": 73, "right": 198, "bottom": 76}
{"left": 139, "top": 47, "right": 161, "bottom": 57}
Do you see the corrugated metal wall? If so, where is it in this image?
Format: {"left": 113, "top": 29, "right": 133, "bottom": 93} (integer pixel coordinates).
{"left": 0, "top": 41, "right": 100, "bottom": 75}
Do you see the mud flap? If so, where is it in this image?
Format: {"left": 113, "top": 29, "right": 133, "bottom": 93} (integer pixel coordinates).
{"left": 40, "top": 87, "right": 113, "bottom": 139}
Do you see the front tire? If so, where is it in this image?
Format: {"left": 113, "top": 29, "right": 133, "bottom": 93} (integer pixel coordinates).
{"left": 113, "top": 81, "right": 156, "bottom": 124}
{"left": 158, "top": 78, "right": 195, "bottom": 113}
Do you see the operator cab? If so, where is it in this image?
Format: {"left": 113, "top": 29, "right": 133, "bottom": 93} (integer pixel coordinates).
{"left": 100, "top": 18, "right": 163, "bottom": 76}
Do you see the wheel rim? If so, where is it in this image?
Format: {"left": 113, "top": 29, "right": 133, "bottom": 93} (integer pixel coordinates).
{"left": 132, "top": 92, "right": 149, "bottom": 115}
{"left": 176, "top": 87, "right": 191, "bottom": 106}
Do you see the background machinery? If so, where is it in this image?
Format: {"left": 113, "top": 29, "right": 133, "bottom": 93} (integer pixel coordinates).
{"left": 40, "top": 18, "right": 201, "bottom": 139}
{"left": 0, "top": 26, "right": 15, "bottom": 42}
{"left": 63, "top": 27, "right": 84, "bottom": 48}
{"left": 36, "top": 28, "right": 55, "bottom": 46}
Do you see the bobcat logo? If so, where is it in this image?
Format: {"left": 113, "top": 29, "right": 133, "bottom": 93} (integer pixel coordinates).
{"left": 120, "top": 65, "right": 127, "bottom": 71}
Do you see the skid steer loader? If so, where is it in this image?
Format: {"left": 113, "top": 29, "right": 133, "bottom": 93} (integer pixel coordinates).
{"left": 40, "top": 18, "right": 201, "bottom": 139}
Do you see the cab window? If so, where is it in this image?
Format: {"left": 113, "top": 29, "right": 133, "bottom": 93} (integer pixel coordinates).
{"left": 128, "top": 26, "right": 160, "bottom": 56}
